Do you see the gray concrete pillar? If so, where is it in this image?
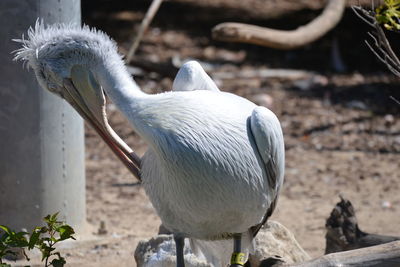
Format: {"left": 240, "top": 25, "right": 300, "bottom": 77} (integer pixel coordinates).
{"left": 0, "top": 0, "right": 85, "bottom": 232}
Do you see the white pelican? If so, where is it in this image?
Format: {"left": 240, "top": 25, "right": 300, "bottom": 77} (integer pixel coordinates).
{"left": 14, "top": 22, "right": 285, "bottom": 267}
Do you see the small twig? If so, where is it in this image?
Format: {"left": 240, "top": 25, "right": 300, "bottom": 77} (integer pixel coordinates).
{"left": 365, "top": 37, "right": 392, "bottom": 69}
{"left": 375, "top": 24, "right": 400, "bottom": 66}
{"left": 365, "top": 35, "right": 400, "bottom": 74}
{"left": 366, "top": 33, "right": 400, "bottom": 76}
{"left": 390, "top": 96, "right": 400, "bottom": 105}
{"left": 354, "top": 4, "right": 400, "bottom": 77}
{"left": 126, "top": 0, "right": 163, "bottom": 63}
{"left": 352, "top": 6, "right": 375, "bottom": 27}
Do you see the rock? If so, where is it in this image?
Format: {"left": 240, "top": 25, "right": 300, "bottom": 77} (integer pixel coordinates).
{"left": 384, "top": 114, "right": 394, "bottom": 127}
{"left": 135, "top": 221, "right": 309, "bottom": 267}
{"left": 249, "top": 221, "right": 310, "bottom": 266}
{"left": 134, "top": 235, "right": 210, "bottom": 267}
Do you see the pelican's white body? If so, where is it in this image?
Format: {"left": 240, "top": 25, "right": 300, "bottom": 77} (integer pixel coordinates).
{"left": 15, "top": 23, "right": 285, "bottom": 266}
{"left": 138, "top": 91, "right": 271, "bottom": 238}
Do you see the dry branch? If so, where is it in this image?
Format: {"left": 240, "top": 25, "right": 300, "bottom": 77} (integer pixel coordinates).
{"left": 353, "top": 5, "right": 400, "bottom": 78}
{"left": 212, "top": 0, "right": 346, "bottom": 50}
{"left": 126, "top": 0, "right": 163, "bottom": 63}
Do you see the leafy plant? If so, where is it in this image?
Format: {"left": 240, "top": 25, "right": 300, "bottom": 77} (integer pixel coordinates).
{"left": 0, "top": 213, "right": 75, "bottom": 267}
{"left": 0, "top": 225, "right": 29, "bottom": 267}
{"left": 375, "top": 0, "right": 400, "bottom": 30}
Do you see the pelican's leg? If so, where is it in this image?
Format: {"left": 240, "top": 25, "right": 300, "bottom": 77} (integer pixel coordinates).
{"left": 174, "top": 235, "right": 185, "bottom": 267}
{"left": 230, "top": 234, "right": 246, "bottom": 267}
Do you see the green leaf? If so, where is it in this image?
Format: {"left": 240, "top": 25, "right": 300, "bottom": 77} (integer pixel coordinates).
{"left": 14, "top": 232, "right": 29, "bottom": 247}
{"left": 14, "top": 232, "right": 28, "bottom": 238}
{"left": 375, "top": 0, "right": 400, "bottom": 31}
{"left": 0, "top": 226, "right": 11, "bottom": 235}
{"left": 41, "top": 248, "right": 50, "bottom": 261}
{"left": 2, "top": 231, "right": 28, "bottom": 248}
{"left": 13, "top": 238, "right": 28, "bottom": 248}
{"left": 50, "top": 212, "right": 59, "bottom": 222}
{"left": 28, "top": 230, "right": 40, "bottom": 249}
{"left": 56, "top": 225, "right": 75, "bottom": 241}
{"left": 43, "top": 214, "right": 51, "bottom": 224}
{"left": 0, "top": 263, "right": 12, "bottom": 267}
{"left": 0, "top": 233, "right": 9, "bottom": 243}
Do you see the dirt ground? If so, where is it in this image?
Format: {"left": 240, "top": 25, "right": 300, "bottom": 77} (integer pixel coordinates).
{"left": 11, "top": 1, "right": 400, "bottom": 266}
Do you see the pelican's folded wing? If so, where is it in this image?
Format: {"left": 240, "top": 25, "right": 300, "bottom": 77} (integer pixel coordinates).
{"left": 172, "top": 61, "right": 220, "bottom": 92}
{"left": 249, "top": 106, "right": 285, "bottom": 235}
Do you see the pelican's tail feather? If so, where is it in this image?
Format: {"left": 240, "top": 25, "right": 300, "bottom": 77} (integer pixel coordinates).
{"left": 189, "top": 231, "right": 254, "bottom": 267}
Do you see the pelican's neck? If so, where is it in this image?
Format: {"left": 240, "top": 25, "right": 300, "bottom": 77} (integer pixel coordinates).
{"left": 97, "top": 62, "right": 144, "bottom": 102}
{"left": 95, "top": 62, "right": 150, "bottom": 133}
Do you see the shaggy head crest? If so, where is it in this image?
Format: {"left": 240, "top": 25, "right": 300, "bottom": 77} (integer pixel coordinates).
{"left": 13, "top": 20, "right": 125, "bottom": 95}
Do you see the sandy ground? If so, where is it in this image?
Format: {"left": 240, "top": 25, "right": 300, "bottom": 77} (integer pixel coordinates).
{"left": 8, "top": 1, "right": 400, "bottom": 266}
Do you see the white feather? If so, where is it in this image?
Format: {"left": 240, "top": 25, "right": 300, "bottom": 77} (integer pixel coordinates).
{"left": 173, "top": 61, "right": 220, "bottom": 92}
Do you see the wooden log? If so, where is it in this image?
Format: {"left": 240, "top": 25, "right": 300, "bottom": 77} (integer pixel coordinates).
{"left": 212, "top": 0, "right": 345, "bottom": 50}
{"left": 268, "top": 241, "right": 400, "bottom": 267}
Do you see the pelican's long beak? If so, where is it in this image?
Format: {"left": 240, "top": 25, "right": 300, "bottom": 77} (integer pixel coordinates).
{"left": 62, "top": 65, "right": 141, "bottom": 181}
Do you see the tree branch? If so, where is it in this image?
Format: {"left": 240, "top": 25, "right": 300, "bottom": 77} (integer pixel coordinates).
{"left": 212, "top": 0, "right": 346, "bottom": 50}
{"left": 272, "top": 241, "right": 400, "bottom": 267}
{"left": 126, "top": 0, "right": 163, "bottom": 63}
